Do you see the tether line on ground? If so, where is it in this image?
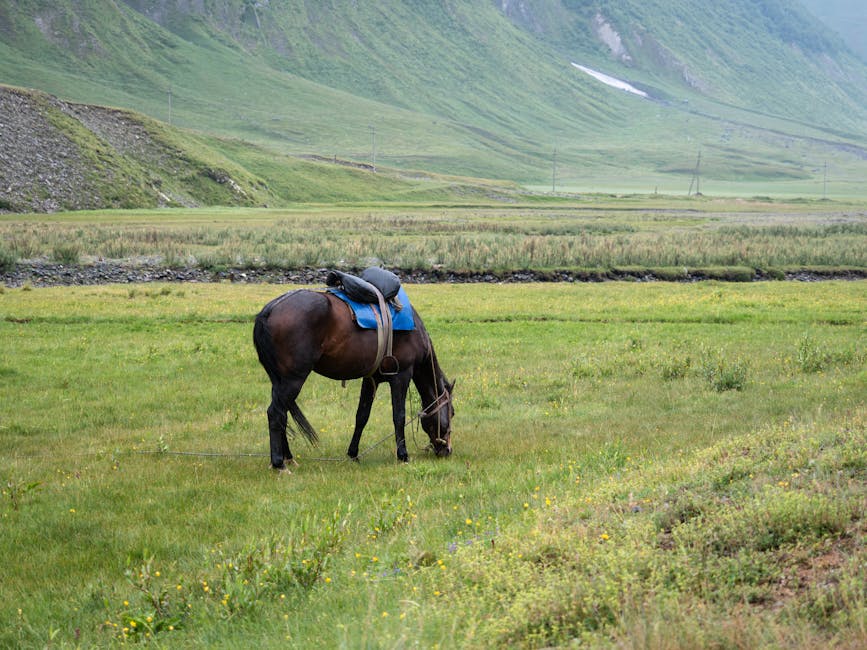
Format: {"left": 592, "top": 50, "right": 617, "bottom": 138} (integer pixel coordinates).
{"left": 5, "top": 431, "right": 403, "bottom": 463}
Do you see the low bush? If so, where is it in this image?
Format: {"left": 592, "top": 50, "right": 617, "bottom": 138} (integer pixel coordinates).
{"left": 700, "top": 346, "right": 750, "bottom": 391}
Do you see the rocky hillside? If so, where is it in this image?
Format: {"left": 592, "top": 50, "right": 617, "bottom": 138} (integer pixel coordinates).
{"left": 1, "top": 84, "right": 498, "bottom": 213}
{"left": 0, "top": 85, "right": 270, "bottom": 213}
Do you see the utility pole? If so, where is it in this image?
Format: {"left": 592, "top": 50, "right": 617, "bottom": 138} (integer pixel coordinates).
{"left": 168, "top": 86, "right": 173, "bottom": 126}
{"left": 369, "top": 125, "right": 376, "bottom": 173}
{"left": 688, "top": 148, "right": 702, "bottom": 196}
{"left": 552, "top": 149, "right": 557, "bottom": 193}
{"left": 823, "top": 161, "right": 828, "bottom": 199}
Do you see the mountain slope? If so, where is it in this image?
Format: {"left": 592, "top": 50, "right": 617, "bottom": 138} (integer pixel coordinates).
{"left": 0, "top": 85, "right": 271, "bottom": 212}
{"left": 0, "top": 84, "right": 506, "bottom": 213}
{"left": 1, "top": 0, "right": 866, "bottom": 196}
{"left": 800, "top": 0, "right": 867, "bottom": 62}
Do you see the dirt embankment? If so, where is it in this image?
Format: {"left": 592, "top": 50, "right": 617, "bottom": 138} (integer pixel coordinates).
{"left": 0, "top": 85, "right": 260, "bottom": 213}
{"left": 0, "top": 87, "right": 100, "bottom": 212}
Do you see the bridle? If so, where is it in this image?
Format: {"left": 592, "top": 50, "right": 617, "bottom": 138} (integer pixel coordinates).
{"left": 418, "top": 387, "right": 452, "bottom": 444}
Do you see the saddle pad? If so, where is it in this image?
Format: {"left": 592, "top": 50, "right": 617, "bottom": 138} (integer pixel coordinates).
{"left": 328, "top": 286, "right": 415, "bottom": 331}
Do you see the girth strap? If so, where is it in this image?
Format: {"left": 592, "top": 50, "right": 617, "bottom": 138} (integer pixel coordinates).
{"left": 369, "top": 286, "right": 399, "bottom": 376}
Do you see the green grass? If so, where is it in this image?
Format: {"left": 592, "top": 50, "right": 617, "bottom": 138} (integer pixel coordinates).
{"left": 1, "top": 281, "right": 865, "bottom": 647}
{"left": 3, "top": 199, "right": 866, "bottom": 275}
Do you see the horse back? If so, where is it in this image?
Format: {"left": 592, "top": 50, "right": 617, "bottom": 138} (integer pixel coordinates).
{"left": 254, "top": 290, "right": 334, "bottom": 379}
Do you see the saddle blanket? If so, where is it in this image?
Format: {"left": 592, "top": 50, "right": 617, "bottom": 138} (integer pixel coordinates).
{"left": 328, "top": 286, "right": 415, "bottom": 331}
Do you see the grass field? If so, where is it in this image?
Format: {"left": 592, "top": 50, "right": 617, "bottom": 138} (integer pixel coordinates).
{"left": 3, "top": 197, "right": 866, "bottom": 276}
{"left": 1, "top": 280, "right": 865, "bottom": 647}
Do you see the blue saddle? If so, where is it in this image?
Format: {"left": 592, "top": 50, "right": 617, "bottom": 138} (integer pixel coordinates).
{"left": 329, "top": 286, "right": 415, "bottom": 331}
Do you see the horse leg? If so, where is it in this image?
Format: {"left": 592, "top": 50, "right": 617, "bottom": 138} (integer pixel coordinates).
{"left": 347, "top": 377, "right": 377, "bottom": 461}
{"left": 389, "top": 373, "right": 412, "bottom": 463}
{"left": 267, "top": 377, "right": 304, "bottom": 470}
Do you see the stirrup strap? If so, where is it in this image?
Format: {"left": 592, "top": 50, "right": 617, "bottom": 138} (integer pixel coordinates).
{"left": 369, "top": 286, "right": 398, "bottom": 376}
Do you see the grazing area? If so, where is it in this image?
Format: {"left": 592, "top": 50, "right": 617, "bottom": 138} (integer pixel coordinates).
{"left": 1, "top": 281, "right": 864, "bottom": 647}
{"left": 3, "top": 1, "right": 866, "bottom": 644}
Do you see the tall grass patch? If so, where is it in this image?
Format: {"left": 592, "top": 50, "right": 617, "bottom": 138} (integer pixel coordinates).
{"left": 2, "top": 199, "right": 865, "bottom": 275}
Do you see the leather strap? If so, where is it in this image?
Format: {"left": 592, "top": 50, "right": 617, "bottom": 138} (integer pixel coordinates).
{"left": 368, "top": 286, "right": 397, "bottom": 376}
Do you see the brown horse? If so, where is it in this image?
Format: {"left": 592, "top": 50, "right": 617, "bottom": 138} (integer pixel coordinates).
{"left": 253, "top": 289, "right": 454, "bottom": 469}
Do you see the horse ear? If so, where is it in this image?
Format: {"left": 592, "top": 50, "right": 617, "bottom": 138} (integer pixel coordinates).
{"left": 447, "top": 379, "right": 456, "bottom": 393}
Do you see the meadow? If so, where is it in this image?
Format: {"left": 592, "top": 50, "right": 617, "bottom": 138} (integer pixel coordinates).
{"left": 2, "top": 198, "right": 866, "bottom": 276}
{"left": 1, "top": 280, "right": 865, "bottom": 648}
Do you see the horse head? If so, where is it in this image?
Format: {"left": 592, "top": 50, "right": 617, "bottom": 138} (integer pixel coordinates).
{"left": 420, "top": 379, "right": 455, "bottom": 457}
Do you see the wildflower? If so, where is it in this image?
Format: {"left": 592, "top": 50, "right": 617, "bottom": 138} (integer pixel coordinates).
{"left": 123, "top": 601, "right": 129, "bottom": 607}
{"left": 599, "top": 533, "right": 610, "bottom": 541}
{"left": 381, "top": 612, "right": 389, "bottom": 618}
{"left": 130, "top": 621, "right": 137, "bottom": 629}
{"left": 465, "top": 518, "right": 473, "bottom": 525}
{"left": 324, "top": 577, "right": 332, "bottom": 583}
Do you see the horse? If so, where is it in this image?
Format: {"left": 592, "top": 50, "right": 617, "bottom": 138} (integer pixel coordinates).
{"left": 253, "top": 288, "right": 455, "bottom": 470}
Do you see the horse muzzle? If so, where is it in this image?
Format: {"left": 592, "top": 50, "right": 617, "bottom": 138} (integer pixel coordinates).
{"left": 433, "top": 437, "right": 452, "bottom": 457}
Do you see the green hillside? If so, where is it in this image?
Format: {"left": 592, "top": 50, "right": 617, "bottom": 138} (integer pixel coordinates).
{"left": 1, "top": 0, "right": 867, "bottom": 197}
{"left": 0, "top": 84, "right": 513, "bottom": 212}
{"left": 801, "top": 0, "right": 867, "bottom": 62}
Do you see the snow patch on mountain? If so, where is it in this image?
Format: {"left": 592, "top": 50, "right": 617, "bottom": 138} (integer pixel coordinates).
{"left": 570, "top": 63, "right": 649, "bottom": 98}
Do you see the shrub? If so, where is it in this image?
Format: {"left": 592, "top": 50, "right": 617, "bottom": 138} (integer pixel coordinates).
{"left": 0, "top": 245, "right": 16, "bottom": 273}
{"left": 660, "top": 355, "right": 691, "bottom": 380}
{"left": 700, "top": 347, "right": 749, "bottom": 391}
{"left": 796, "top": 333, "right": 829, "bottom": 373}
{"left": 51, "top": 243, "right": 81, "bottom": 265}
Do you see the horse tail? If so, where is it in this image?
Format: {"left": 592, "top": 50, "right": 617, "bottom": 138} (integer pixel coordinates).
{"left": 253, "top": 300, "right": 319, "bottom": 445}
{"left": 253, "top": 305, "right": 282, "bottom": 385}
{"left": 287, "top": 402, "right": 318, "bottom": 445}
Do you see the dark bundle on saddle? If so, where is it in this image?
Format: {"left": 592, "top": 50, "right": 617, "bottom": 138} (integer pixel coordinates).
{"left": 326, "top": 267, "right": 403, "bottom": 309}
